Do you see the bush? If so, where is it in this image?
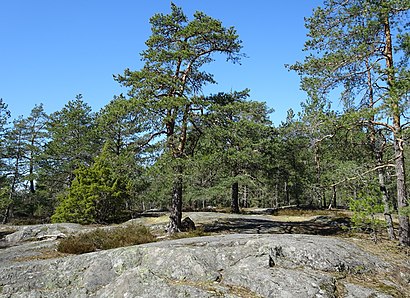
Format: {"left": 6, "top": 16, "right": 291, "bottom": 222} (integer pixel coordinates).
{"left": 57, "top": 224, "right": 156, "bottom": 254}
{"left": 51, "top": 145, "right": 132, "bottom": 224}
{"left": 349, "top": 196, "right": 385, "bottom": 242}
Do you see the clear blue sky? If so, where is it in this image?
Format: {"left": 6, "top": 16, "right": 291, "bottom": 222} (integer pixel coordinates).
{"left": 1, "top": 0, "right": 323, "bottom": 126}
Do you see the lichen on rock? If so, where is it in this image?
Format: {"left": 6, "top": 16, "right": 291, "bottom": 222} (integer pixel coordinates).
{"left": 0, "top": 233, "right": 405, "bottom": 297}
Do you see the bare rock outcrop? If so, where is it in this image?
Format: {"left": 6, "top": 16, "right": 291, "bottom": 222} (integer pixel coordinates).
{"left": 0, "top": 233, "right": 406, "bottom": 297}
{"left": 2, "top": 223, "right": 83, "bottom": 244}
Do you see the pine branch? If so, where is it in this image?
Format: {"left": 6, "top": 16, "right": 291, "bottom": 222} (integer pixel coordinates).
{"left": 330, "top": 163, "right": 396, "bottom": 187}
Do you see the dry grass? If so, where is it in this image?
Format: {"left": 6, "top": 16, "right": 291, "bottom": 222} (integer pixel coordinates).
{"left": 260, "top": 208, "right": 350, "bottom": 224}
{"left": 343, "top": 234, "right": 410, "bottom": 263}
{"left": 169, "top": 227, "right": 211, "bottom": 240}
{"left": 57, "top": 224, "right": 156, "bottom": 254}
{"left": 273, "top": 208, "right": 350, "bottom": 218}
{"left": 13, "top": 248, "right": 70, "bottom": 262}
{"left": 143, "top": 216, "right": 170, "bottom": 225}
{"left": 338, "top": 233, "right": 410, "bottom": 297}
{"left": 269, "top": 215, "right": 319, "bottom": 222}
{"left": 168, "top": 278, "right": 264, "bottom": 298}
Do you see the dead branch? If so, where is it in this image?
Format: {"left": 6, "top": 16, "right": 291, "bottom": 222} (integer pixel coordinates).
{"left": 330, "top": 163, "right": 395, "bottom": 187}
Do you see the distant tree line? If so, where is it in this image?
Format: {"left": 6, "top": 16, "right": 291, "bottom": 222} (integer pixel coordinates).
{"left": 0, "top": 2, "right": 409, "bottom": 245}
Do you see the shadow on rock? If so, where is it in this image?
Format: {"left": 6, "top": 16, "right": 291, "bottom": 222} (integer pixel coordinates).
{"left": 203, "top": 215, "right": 350, "bottom": 236}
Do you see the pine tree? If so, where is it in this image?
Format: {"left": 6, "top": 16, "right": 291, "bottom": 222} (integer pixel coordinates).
{"left": 290, "top": 0, "right": 410, "bottom": 245}
{"left": 115, "top": 4, "right": 243, "bottom": 232}
{"left": 41, "top": 95, "right": 99, "bottom": 195}
{"left": 197, "top": 91, "right": 272, "bottom": 213}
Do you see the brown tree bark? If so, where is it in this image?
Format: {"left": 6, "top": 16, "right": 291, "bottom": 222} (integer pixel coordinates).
{"left": 332, "top": 185, "right": 336, "bottom": 209}
{"left": 393, "top": 138, "right": 409, "bottom": 245}
{"left": 366, "top": 55, "right": 395, "bottom": 240}
{"left": 231, "top": 181, "right": 240, "bottom": 213}
{"left": 242, "top": 185, "right": 248, "bottom": 208}
{"left": 29, "top": 136, "right": 36, "bottom": 194}
{"left": 167, "top": 104, "right": 189, "bottom": 234}
{"left": 168, "top": 164, "right": 183, "bottom": 234}
{"left": 377, "top": 163, "right": 396, "bottom": 240}
{"left": 384, "top": 16, "right": 409, "bottom": 245}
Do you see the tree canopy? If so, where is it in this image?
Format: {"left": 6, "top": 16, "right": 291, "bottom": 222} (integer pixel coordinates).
{"left": 0, "top": 2, "right": 409, "bottom": 248}
{"left": 115, "top": 3, "right": 244, "bottom": 232}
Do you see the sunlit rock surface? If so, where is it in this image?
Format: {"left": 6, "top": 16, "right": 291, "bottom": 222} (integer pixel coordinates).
{"left": 1, "top": 232, "right": 406, "bottom": 297}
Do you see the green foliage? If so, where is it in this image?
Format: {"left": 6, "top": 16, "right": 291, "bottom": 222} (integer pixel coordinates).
{"left": 349, "top": 196, "right": 385, "bottom": 242}
{"left": 57, "top": 224, "right": 155, "bottom": 254}
{"left": 185, "top": 91, "right": 273, "bottom": 210}
{"left": 290, "top": 0, "right": 410, "bottom": 245}
{"left": 273, "top": 116, "right": 314, "bottom": 207}
{"left": 96, "top": 95, "right": 144, "bottom": 155}
{"left": 115, "top": 3, "right": 244, "bottom": 231}
{"left": 115, "top": 4, "right": 244, "bottom": 156}
{"left": 51, "top": 144, "right": 131, "bottom": 224}
{"left": 399, "top": 206, "right": 410, "bottom": 217}
{"left": 0, "top": 103, "right": 52, "bottom": 222}
{"left": 41, "top": 95, "right": 99, "bottom": 193}
{"left": 0, "top": 186, "right": 11, "bottom": 213}
{"left": 0, "top": 99, "right": 10, "bottom": 216}
{"left": 1, "top": 2, "right": 408, "bottom": 236}
{"left": 96, "top": 96, "right": 152, "bottom": 212}
{"left": 0, "top": 98, "right": 10, "bottom": 152}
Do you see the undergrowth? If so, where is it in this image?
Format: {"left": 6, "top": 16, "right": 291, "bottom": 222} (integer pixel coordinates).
{"left": 57, "top": 224, "right": 156, "bottom": 254}
{"left": 170, "top": 227, "right": 210, "bottom": 239}
{"left": 274, "top": 208, "right": 349, "bottom": 217}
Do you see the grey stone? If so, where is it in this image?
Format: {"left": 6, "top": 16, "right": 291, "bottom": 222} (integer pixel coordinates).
{"left": 3, "top": 223, "right": 83, "bottom": 244}
{"left": 0, "top": 234, "right": 405, "bottom": 297}
{"left": 181, "top": 216, "right": 196, "bottom": 231}
{"left": 342, "top": 283, "right": 394, "bottom": 298}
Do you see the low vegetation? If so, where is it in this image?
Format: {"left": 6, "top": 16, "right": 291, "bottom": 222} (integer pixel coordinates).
{"left": 56, "top": 209, "right": 400, "bottom": 255}
{"left": 169, "top": 227, "right": 210, "bottom": 240}
{"left": 57, "top": 224, "right": 155, "bottom": 254}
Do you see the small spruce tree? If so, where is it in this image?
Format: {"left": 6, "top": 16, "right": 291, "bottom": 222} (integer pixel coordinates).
{"left": 51, "top": 143, "right": 130, "bottom": 224}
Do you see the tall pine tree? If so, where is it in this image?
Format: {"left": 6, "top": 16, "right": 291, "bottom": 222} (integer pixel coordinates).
{"left": 115, "top": 4, "right": 243, "bottom": 233}
{"left": 290, "top": 0, "right": 410, "bottom": 245}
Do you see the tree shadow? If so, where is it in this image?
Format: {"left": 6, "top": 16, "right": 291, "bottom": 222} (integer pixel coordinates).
{"left": 203, "top": 216, "right": 350, "bottom": 236}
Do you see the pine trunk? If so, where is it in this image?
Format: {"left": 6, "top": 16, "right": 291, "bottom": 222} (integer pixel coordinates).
{"left": 242, "top": 185, "right": 248, "bottom": 208}
{"left": 3, "top": 145, "right": 20, "bottom": 224}
{"left": 366, "top": 53, "right": 396, "bottom": 241}
{"left": 378, "top": 165, "right": 395, "bottom": 240}
{"left": 29, "top": 137, "right": 36, "bottom": 193}
{"left": 2, "top": 204, "right": 11, "bottom": 224}
{"left": 168, "top": 165, "right": 183, "bottom": 234}
{"left": 384, "top": 16, "right": 409, "bottom": 246}
{"left": 29, "top": 161, "right": 35, "bottom": 194}
{"left": 394, "top": 138, "right": 409, "bottom": 245}
{"left": 285, "top": 181, "right": 290, "bottom": 206}
{"left": 3, "top": 178, "right": 17, "bottom": 224}
{"left": 231, "top": 181, "right": 240, "bottom": 213}
{"left": 332, "top": 185, "right": 336, "bottom": 209}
